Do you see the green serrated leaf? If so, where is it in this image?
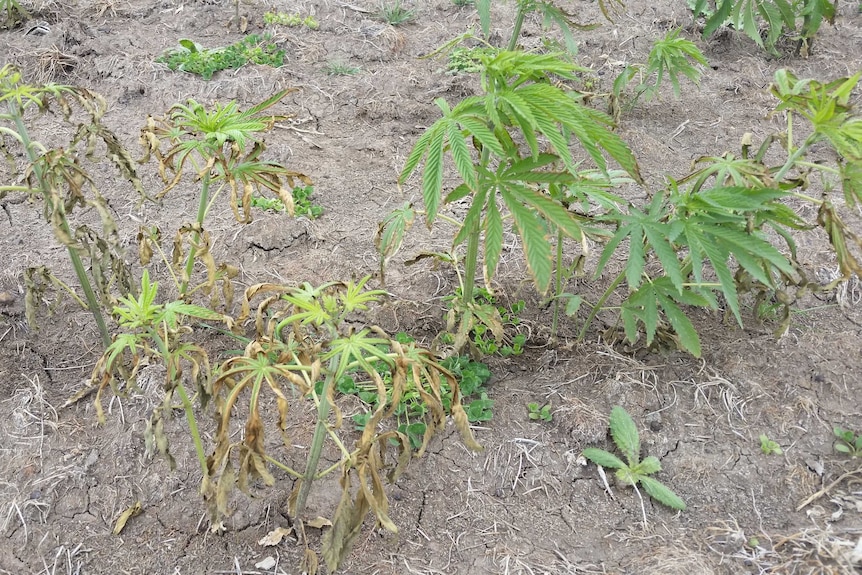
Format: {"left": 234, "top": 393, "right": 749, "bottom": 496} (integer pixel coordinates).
{"left": 505, "top": 193, "right": 552, "bottom": 293}
{"left": 609, "top": 406, "right": 640, "bottom": 467}
{"left": 654, "top": 289, "right": 702, "bottom": 357}
{"left": 639, "top": 475, "right": 686, "bottom": 510}
{"left": 582, "top": 448, "right": 626, "bottom": 469}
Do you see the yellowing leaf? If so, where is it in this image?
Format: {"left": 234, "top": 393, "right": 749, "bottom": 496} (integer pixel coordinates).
{"left": 113, "top": 501, "right": 142, "bottom": 535}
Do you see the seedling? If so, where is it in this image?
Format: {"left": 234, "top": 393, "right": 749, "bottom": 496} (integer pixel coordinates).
{"left": 324, "top": 61, "right": 361, "bottom": 76}
{"left": 760, "top": 434, "right": 783, "bottom": 455}
{"left": 613, "top": 28, "right": 707, "bottom": 110}
{"left": 528, "top": 402, "right": 553, "bottom": 422}
{"left": 263, "top": 11, "right": 319, "bottom": 29}
{"left": 582, "top": 406, "right": 686, "bottom": 517}
{"left": 376, "top": 0, "right": 416, "bottom": 26}
{"left": 441, "top": 288, "right": 526, "bottom": 357}
{"left": 833, "top": 427, "right": 862, "bottom": 458}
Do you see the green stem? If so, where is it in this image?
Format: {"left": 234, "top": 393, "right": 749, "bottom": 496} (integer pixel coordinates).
{"left": 9, "top": 102, "right": 111, "bottom": 348}
{"left": 577, "top": 268, "right": 626, "bottom": 342}
{"left": 550, "top": 229, "right": 565, "bottom": 341}
{"left": 508, "top": 2, "right": 527, "bottom": 50}
{"left": 150, "top": 326, "right": 208, "bottom": 478}
{"left": 175, "top": 380, "right": 208, "bottom": 477}
{"left": 180, "top": 171, "right": 212, "bottom": 298}
{"left": 264, "top": 455, "right": 302, "bottom": 478}
{"left": 461, "top": 218, "right": 481, "bottom": 307}
{"left": 774, "top": 133, "right": 817, "bottom": 183}
{"left": 460, "top": 146, "right": 492, "bottom": 309}
{"left": 294, "top": 356, "right": 340, "bottom": 518}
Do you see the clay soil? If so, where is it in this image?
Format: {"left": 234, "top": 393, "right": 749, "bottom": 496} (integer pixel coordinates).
{"left": 1, "top": 0, "right": 862, "bottom": 573}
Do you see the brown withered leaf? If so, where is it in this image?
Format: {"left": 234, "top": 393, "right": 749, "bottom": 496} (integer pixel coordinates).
{"left": 258, "top": 526, "right": 294, "bottom": 546}
{"left": 306, "top": 516, "right": 332, "bottom": 529}
{"left": 322, "top": 471, "right": 370, "bottom": 572}
{"left": 302, "top": 548, "right": 319, "bottom": 575}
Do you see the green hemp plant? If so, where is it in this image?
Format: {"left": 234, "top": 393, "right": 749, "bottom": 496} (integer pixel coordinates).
{"left": 583, "top": 406, "right": 686, "bottom": 518}
{"left": 378, "top": 49, "right": 642, "bottom": 354}
{"left": 690, "top": 0, "right": 837, "bottom": 55}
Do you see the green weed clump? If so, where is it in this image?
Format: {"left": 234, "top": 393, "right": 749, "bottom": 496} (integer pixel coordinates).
{"left": 247, "top": 185, "right": 323, "bottom": 219}
{"left": 156, "top": 34, "right": 284, "bottom": 80}
{"left": 376, "top": 0, "right": 416, "bottom": 26}
{"left": 341, "top": 351, "right": 493, "bottom": 449}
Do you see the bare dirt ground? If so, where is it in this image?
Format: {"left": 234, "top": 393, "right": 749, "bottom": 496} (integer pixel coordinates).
{"left": 2, "top": 0, "right": 862, "bottom": 573}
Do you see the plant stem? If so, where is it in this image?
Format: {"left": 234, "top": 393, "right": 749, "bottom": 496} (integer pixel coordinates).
{"left": 461, "top": 218, "right": 481, "bottom": 307}
{"left": 577, "top": 268, "right": 626, "bottom": 342}
{"left": 151, "top": 326, "right": 209, "bottom": 478}
{"left": 180, "top": 171, "right": 212, "bottom": 298}
{"left": 460, "top": 146, "right": 492, "bottom": 310}
{"left": 294, "top": 356, "right": 340, "bottom": 518}
{"left": 9, "top": 102, "right": 111, "bottom": 348}
{"left": 508, "top": 1, "right": 527, "bottom": 50}
{"left": 550, "top": 230, "right": 565, "bottom": 341}
{"left": 774, "top": 133, "right": 818, "bottom": 183}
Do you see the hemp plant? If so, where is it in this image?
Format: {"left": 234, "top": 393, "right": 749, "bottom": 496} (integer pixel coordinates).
{"left": 139, "top": 89, "right": 310, "bottom": 302}
{"left": 474, "top": 0, "right": 620, "bottom": 53}
{"left": 379, "top": 49, "right": 642, "bottom": 353}
{"left": 204, "top": 277, "right": 481, "bottom": 571}
{"left": 0, "top": 65, "right": 144, "bottom": 348}
{"left": 585, "top": 68, "right": 862, "bottom": 356}
{"left": 73, "top": 270, "right": 228, "bottom": 478}
{"left": 690, "top": 0, "right": 837, "bottom": 55}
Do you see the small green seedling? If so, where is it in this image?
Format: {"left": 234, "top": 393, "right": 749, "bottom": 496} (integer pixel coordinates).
{"left": 376, "top": 0, "right": 416, "bottom": 25}
{"left": 759, "top": 434, "right": 783, "bottom": 455}
{"left": 582, "top": 406, "right": 686, "bottom": 512}
{"left": 528, "top": 402, "right": 552, "bottom": 422}
{"left": 834, "top": 427, "right": 862, "bottom": 457}
{"left": 324, "top": 61, "right": 361, "bottom": 76}
{"left": 263, "top": 12, "right": 319, "bottom": 29}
